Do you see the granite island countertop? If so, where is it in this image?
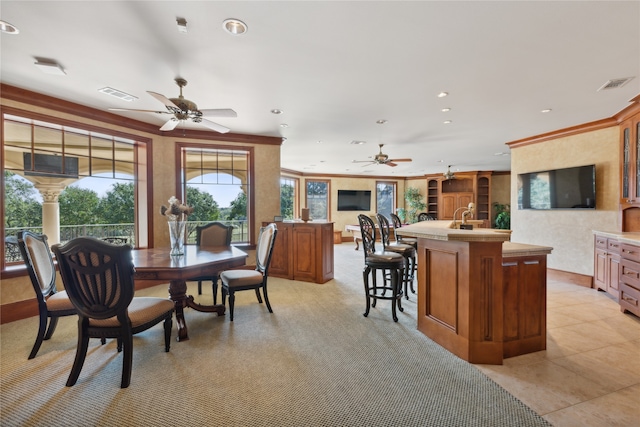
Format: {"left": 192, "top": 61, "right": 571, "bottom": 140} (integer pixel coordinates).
{"left": 395, "top": 222, "right": 552, "bottom": 256}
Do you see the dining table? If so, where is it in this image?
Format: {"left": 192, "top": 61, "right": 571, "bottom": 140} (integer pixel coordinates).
{"left": 131, "top": 245, "right": 248, "bottom": 341}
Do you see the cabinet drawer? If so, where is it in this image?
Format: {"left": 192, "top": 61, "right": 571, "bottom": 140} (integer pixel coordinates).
{"left": 607, "top": 239, "right": 621, "bottom": 254}
{"left": 621, "top": 243, "right": 640, "bottom": 262}
{"left": 620, "top": 283, "right": 640, "bottom": 314}
{"left": 621, "top": 258, "right": 640, "bottom": 288}
{"left": 594, "top": 236, "right": 607, "bottom": 249}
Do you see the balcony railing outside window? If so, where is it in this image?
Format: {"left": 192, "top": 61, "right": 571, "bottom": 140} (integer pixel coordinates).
{"left": 4, "top": 220, "right": 248, "bottom": 264}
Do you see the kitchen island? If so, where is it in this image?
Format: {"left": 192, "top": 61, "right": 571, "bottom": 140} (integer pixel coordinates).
{"left": 396, "top": 222, "right": 552, "bottom": 364}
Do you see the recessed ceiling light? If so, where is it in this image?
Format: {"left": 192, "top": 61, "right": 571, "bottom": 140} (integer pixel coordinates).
{"left": 437, "top": 92, "right": 448, "bottom": 98}
{"left": 350, "top": 140, "right": 366, "bottom": 145}
{"left": 280, "top": 123, "right": 288, "bottom": 128}
{"left": 541, "top": 109, "right": 552, "bottom": 113}
{"left": 98, "top": 87, "right": 138, "bottom": 102}
{"left": 443, "top": 120, "right": 452, "bottom": 124}
{"left": 223, "top": 18, "right": 248, "bottom": 35}
{"left": 271, "top": 109, "right": 283, "bottom": 114}
{"left": 441, "top": 107, "right": 451, "bottom": 112}
{"left": 376, "top": 119, "right": 387, "bottom": 124}
{"left": 0, "top": 20, "right": 19, "bottom": 34}
{"left": 34, "top": 59, "right": 66, "bottom": 75}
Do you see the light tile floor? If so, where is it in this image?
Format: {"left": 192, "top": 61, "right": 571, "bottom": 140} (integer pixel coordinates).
{"left": 475, "top": 279, "right": 640, "bottom": 426}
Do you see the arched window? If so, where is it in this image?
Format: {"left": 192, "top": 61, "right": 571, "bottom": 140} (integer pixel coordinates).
{"left": 179, "top": 144, "right": 252, "bottom": 244}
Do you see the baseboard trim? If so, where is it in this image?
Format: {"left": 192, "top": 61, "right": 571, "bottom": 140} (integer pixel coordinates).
{"left": 547, "top": 268, "right": 593, "bottom": 288}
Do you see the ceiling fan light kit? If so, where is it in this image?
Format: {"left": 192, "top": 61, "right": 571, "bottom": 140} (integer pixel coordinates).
{"left": 443, "top": 165, "right": 456, "bottom": 180}
{"left": 108, "top": 78, "right": 236, "bottom": 133}
{"left": 352, "top": 144, "right": 412, "bottom": 167}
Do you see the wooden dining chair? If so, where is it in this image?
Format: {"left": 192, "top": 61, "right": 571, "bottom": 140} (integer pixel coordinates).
{"left": 52, "top": 236, "right": 174, "bottom": 388}
{"left": 194, "top": 221, "right": 234, "bottom": 304}
{"left": 17, "top": 230, "right": 77, "bottom": 359}
{"left": 220, "top": 223, "right": 278, "bottom": 321}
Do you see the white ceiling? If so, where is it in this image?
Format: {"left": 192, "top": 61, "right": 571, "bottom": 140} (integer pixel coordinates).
{"left": 1, "top": 1, "right": 639, "bottom": 177}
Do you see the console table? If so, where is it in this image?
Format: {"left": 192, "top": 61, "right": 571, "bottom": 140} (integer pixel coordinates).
{"left": 396, "top": 223, "right": 551, "bottom": 364}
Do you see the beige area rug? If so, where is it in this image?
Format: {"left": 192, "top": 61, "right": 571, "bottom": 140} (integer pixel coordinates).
{"left": 1, "top": 243, "right": 551, "bottom": 426}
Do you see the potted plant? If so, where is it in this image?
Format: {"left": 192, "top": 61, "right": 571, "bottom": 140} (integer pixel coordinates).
{"left": 493, "top": 203, "right": 510, "bottom": 229}
{"left": 404, "top": 187, "right": 427, "bottom": 224}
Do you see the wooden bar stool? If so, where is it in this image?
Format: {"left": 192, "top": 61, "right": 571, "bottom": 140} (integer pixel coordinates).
{"left": 357, "top": 214, "right": 406, "bottom": 322}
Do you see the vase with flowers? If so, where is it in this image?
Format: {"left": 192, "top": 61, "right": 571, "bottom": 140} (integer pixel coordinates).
{"left": 160, "top": 196, "right": 194, "bottom": 256}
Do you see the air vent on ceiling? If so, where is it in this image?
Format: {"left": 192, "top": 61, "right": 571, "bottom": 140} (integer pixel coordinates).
{"left": 597, "top": 77, "right": 634, "bottom": 91}
{"left": 98, "top": 87, "right": 138, "bottom": 102}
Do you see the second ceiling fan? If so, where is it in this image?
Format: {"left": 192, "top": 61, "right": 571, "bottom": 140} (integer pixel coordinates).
{"left": 109, "top": 78, "right": 236, "bottom": 133}
{"left": 352, "top": 144, "right": 412, "bottom": 167}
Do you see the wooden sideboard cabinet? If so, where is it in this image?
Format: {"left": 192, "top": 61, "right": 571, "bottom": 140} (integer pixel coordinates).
{"left": 593, "top": 235, "right": 621, "bottom": 298}
{"left": 267, "top": 221, "right": 334, "bottom": 284}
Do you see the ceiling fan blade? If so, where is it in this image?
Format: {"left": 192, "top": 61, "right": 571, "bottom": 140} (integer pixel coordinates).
{"left": 160, "top": 119, "right": 179, "bottom": 131}
{"left": 388, "top": 158, "right": 412, "bottom": 162}
{"left": 109, "top": 108, "right": 171, "bottom": 114}
{"left": 386, "top": 162, "right": 398, "bottom": 167}
{"left": 200, "top": 108, "right": 237, "bottom": 118}
{"left": 201, "top": 118, "right": 230, "bottom": 133}
{"left": 147, "top": 91, "right": 179, "bottom": 109}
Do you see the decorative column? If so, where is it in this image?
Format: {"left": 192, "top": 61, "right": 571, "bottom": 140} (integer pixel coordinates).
{"left": 37, "top": 185, "right": 64, "bottom": 246}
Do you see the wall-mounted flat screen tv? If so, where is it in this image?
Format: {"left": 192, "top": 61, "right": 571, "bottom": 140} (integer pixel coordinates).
{"left": 23, "top": 153, "right": 79, "bottom": 178}
{"left": 517, "top": 164, "right": 595, "bottom": 210}
{"left": 337, "top": 190, "right": 371, "bottom": 211}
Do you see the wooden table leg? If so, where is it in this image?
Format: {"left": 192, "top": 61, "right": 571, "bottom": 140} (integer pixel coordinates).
{"left": 168, "top": 279, "right": 190, "bottom": 341}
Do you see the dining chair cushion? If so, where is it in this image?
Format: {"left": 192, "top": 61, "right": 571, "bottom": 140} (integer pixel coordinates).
{"left": 88, "top": 298, "right": 175, "bottom": 328}
{"left": 220, "top": 269, "right": 264, "bottom": 289}
{"left": 46, "top": 291, "right": 75, "bottom": 311}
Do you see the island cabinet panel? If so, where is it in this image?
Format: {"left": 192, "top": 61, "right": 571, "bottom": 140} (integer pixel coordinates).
{"left": 417, "top": 238, "right": 504, "bottom": 365}
{"left": 502, "top": 255, "right": 547, "bottom": 358}
{"left": 266, "top": 221, "right": 334, "bottom": 284}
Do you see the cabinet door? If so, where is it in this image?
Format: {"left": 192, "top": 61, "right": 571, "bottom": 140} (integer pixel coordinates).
{"left": 621, "top": 114, "right": 640, "bottom": 206}
{"left": 269, "top": 223, "right": 293, "bottom": 279}
{"left": 594, "top": 248, "right": 607, "bottom": 292}
{"left": 441, "top": 194, "right": 457, "bottom": 219}
{"left": 292, "top": 224, "right": 317, "bottom": 282}
{"left": 458, "top": 193, "right": 474, "bottom": 210}
{"left": 607, "top": 254, "right": 621, "bottom": 297}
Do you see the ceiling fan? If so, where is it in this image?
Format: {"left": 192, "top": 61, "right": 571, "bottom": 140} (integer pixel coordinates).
{"left": 108, "top": 78, "right": 236, "bottom": 133}
{"left": 443, "top": 165, "right": 456, "bottom": 180}
{"left": 352, "top": 144, "right": 412, "bottom": 167}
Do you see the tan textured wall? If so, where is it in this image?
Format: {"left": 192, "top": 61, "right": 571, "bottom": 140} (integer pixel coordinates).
{"left": 510, "top": 126, "right": 620, "bottom": 276}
